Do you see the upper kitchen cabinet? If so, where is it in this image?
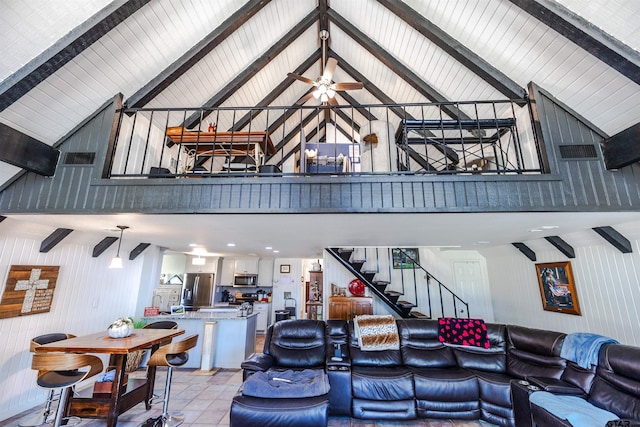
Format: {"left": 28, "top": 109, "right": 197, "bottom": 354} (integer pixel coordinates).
{"left": 219, "top": 259, "right": 235, "bottom": 286}
{"left": 235, "top": 258, "right": 259, "bottom": 275}
{"left": 258, "top": 259, "right": 274, "bottom": 287}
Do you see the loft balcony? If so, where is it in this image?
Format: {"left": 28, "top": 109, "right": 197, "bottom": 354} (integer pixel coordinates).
{"left": 1, "top": 83, "right": 637, "bottom": 216}
{"left": 109, "top": 99, "right": 542, "bottom": 179}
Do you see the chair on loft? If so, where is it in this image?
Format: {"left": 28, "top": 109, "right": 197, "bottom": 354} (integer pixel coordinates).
{"left": 146, "top": 335, "right": 199, "bottom": 427}
{"left": 30, "top": 353, "right": 103, "bottom": 427}
{"left": 19, "top": 333, "right": 76, "bottom": 427}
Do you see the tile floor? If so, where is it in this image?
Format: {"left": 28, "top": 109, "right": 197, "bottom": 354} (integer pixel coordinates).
{"left": 2, "top": 334, "right": 496, "bottom": 426}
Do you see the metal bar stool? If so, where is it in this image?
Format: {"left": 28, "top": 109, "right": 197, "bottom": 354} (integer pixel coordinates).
{"left": 31, "top": 353, "right": 103, "bottom": 427}
{"left": 19, "top": 333, "right": 75, "bottom": 427}
{"left": 147, "top": 335, "right": 198, "bottom": 427}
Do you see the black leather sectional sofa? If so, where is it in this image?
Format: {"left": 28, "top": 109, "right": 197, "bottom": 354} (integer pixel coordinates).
{"left": 230, "top": 318, "right": 640, "bottom": 427}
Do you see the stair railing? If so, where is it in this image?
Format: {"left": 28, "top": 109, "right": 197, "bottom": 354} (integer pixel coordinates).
{"left": 393, "top": 248, "right": 469, "bottom": 319}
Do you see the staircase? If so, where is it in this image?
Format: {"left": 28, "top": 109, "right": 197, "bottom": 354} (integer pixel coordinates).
{"left": 327, "top": 247, "right": 469, "bottom": 319}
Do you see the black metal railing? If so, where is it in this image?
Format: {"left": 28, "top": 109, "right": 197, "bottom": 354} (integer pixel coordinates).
{"left": 108, "top": 99, "right": 542, "bottom": 179}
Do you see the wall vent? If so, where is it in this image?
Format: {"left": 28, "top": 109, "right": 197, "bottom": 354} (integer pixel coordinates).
{"left": 63, "top": 152, "right": 96, "bottom": 165}
{"left": 558, "top": 144, "right": 598, "bottom": 159}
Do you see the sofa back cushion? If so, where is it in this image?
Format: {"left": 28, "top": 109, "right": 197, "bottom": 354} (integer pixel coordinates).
{"left": 348, "top": 320, "right": 402, "bottom": 367}
{"left": 269, "top": 319, "right": 326, "bottom": 368}
{"left": 589, "top": 344, "right": 640, "bottom": 420}
{"left": 507, "top": 325, "right": 567, "bottom": 379}
{"left": 560, "top": 361, "right": 596, "bottom": 393}
{"left": 452, "top": 323, "right": 508, "bottom": 373}
{"left": 397, "top": 319, "right": 457, "bottom": 368}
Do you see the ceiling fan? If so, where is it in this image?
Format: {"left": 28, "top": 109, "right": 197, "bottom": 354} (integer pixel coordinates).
{"left": 288, "top": 30, "right": 363, "bottom": 105}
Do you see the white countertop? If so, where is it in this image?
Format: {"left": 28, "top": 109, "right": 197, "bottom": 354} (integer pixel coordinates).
{"left": 143, "top": 311, "right": 257, "bottom": 320}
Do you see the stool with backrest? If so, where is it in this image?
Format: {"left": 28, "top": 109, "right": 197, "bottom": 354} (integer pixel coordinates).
{"left": 19, "top": 333, "right": 75, "bottom": 427}
{"left": 31, "top": 353, "right": 103, "bottom": 427}
{"left": 147, "top": 334, "right": 198, "bottom": 427}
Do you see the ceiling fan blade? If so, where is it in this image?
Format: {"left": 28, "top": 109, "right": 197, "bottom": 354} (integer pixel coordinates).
{"left": 295, "top": 92, "right": 315, "bottom": 105}
{"left": 333, "top": 82, "right": 364, "bottom": 91}
{"left": 322, "top": 58, "right": 338, "bottom": 82}
{"left": 288, "top": 73, "right": 315, "bottom": 85}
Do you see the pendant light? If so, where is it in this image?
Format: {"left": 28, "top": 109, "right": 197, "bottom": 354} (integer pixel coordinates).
{"left": 109, "top": 225, "right": 129, "bottom": 269}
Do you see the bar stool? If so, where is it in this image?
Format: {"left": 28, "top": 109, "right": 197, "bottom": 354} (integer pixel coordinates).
{"left": 147, "top": 335, "right": 198, "bottom": 427}
{"left": 19, "top": 333, "right": 75, "bottom": 427}
{"left": 31, "top": 353, "right": 103, "bottom": 427}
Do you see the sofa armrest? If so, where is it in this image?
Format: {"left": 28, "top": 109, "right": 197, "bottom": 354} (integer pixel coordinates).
{"left": 528, "top": 376, "right": 585, "bottom": 396}
{"left": 241, "top": 353, "right": 274, "bottom": 376}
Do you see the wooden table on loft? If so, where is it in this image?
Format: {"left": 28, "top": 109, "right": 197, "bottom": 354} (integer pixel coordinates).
{"left": 166, "top": 127, "right": 276, "bottom": 166}
{"left": 35, "top": 328, "right": 185, "bottom": 427}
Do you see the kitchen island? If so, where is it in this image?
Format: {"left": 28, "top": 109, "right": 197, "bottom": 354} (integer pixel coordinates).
{"left": 143, "top": 308, "right": 257, "bottom": 369}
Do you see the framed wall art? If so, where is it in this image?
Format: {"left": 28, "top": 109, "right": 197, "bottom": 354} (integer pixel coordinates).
{"left": 535, "top": 261, "right": 581, "bottom": 315}
{"left": 0, "top": 265, "right": 60, "bottom": 319}
{"left": 392, "top": 248, "right": 419, "bottom": 269}
{"left": 280, "top": 264, "right": 290, "bottom": 274}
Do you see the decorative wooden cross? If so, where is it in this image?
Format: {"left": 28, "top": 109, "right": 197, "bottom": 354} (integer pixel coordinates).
{"left": 15, "top": 268, "right": 50, "bottom": 313}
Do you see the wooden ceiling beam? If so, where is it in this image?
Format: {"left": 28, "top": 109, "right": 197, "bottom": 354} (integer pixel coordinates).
{"left": 593, "top": 226, "right": 633, "bottom": 254}
{"left": 508, "top": 0, "right": 640, "bottom": 85}
{"left": 545, "top": 236, "right": 575, "bottom": 258}
{"left": 377, "top": 0, "right": 526, "bottom": 102}
{"left": 40, "top": 228, "right": 73, "bottom": 253}
{"left": 184, "top": 9, "right": 319, "bottom": 129}
{"left": 512, "top": 242, "right": 537, "bottom": 261}
{"left": 93, "top": 236, "right": 118, "bottom": 258}
{"left": 0, "top": 123, "right": 60, "bottom": 176}
{"left": 127, "top": 0, "right": 272, "bottom": 109}
{"left": 602, "top": 122, "right": 640, "bottom": 170}
{"left": 129, "top": 243, "right": 151, "bottom": 260}
{"left": 230, "top": 49, "right": 322, "bottom": 132}
{"left": 0, "top": 0, "right": 151, "bottom": 112}
{"left": 328, "top": 9, "right": 471, "bottom": 122}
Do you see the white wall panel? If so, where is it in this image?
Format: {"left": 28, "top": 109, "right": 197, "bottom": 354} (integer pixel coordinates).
{"left": 482, "top": 220, "right": 640, "bottom": 346}
{"left": 0, "top": 218, "right": 154, "bottom": 420}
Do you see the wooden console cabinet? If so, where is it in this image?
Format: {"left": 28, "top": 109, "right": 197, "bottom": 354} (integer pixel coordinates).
{"left": 328, "top": 296, "right": 373, "bottom": 320}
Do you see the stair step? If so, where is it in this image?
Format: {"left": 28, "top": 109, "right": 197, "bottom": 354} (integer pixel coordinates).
{"left": 410, "top": 311, "right": 429, "bottom": 318}
{"left": 336, "top": 248, "right": 353, "bottom": 262}
{"left": 372, "top": 282, "right": 388, "bottom": 293}
{"left": 397, "top": 300, "right": 416, "bottom": 308}
{"left": 350, "top": 260, "right": 366, "bottom": 271}
{"left": 361, "top": 271, "right": 376, "bottom": 282}
{"left": 385, "top": 291, "right": 402, "bottom": 303}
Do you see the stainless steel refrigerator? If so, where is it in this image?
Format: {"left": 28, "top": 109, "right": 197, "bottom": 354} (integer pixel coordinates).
{"left": 181, "top": 273, "right": 214, "bottom": 310}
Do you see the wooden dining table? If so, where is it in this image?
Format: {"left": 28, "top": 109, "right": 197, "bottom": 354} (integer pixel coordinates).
{"left": 35, "top": 328, "right": 185, "bottom": 427}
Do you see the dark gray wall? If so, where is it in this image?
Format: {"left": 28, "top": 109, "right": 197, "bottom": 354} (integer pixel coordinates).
{"left": 1, "top": 86, "right": 638, "bottom": 215}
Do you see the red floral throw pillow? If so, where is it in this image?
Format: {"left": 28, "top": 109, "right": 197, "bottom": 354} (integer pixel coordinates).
{"left": 438, "top": 317, "right": 490, "bottom": 348}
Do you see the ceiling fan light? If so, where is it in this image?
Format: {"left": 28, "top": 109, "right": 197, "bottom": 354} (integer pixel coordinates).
{"left": 326, "top": 89, "right": 336, "bottom": 98}
{"left": 318, "top": 84, "right": 327, "bottom": 94}
{"left": 320, "top": 93, "right": 329, "bottom": 103}
{"left": 312, "top": 89, "right": 321, "bottom": 99}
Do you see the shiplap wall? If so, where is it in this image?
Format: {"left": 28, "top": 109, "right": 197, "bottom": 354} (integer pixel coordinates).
{"left": 0, "top": 221, "right": 151, "bottom": 420}
{"left": 482, "top": 220, "right": 640, "bottom": 345}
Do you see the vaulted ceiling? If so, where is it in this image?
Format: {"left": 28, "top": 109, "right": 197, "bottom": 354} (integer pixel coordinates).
{"left": 1, "top": 0, "right": 639, "bottom": 183}
{"left": 1, "top": 0, "right": 639, "bottom": 257}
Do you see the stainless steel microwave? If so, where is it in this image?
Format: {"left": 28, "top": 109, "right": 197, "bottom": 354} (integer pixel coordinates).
{"left": 233, "top": 274, "right": 258, "bottom": 287}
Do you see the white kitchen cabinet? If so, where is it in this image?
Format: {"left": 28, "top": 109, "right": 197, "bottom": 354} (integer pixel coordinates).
{"left": 258, "top": 258, "right": 274, "bottom": 287}
{"left": 234, "top": 258, "right": 259, "bottom": 275}
{"left": 219, "top": 259, "right": 235, "bottom": 286}
{"left": 253, "top": 302, "right": 271, "bottom": 333}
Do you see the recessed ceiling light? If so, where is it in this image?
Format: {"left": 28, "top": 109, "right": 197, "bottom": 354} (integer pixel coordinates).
{"left": 227, "top": 243, "right": 235, "bottom": 247}
{"left": 529, "top": 228, "right": 543, "bottom": 232}
{"left": 541, "top": 225, "right": 559, "bottom": 230}
{"left": 265, "top": 246, "right": 272, "bottom": 250}
{"left": 189, "top": 243, "right": 198, "bottom": 247}
{"left": 474, "top": 241, "right": 490, "bottom": 245}
{"left": 273, "top": 250, "right": 279, "bottom": 253}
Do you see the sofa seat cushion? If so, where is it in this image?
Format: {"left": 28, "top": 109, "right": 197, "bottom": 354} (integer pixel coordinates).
{"left": 242, "top": 368, "right": 329, "bottom": 399}
{"left": 351, "top": 366, "right": 414, "bottom": 400}
{"left": 473, "top": 370, "right": 513, "bottom": 407}
{"left": 412, "top": 367, "right": 478, "bottom": 400}
{"left": 230, "top": 392, "right": 329, "bottom": 427}
{"left": 412, "top": 367, "right": 480, "bottom": 420}
{"left": 530, "top": 391, "right": 618, "bottom": 427}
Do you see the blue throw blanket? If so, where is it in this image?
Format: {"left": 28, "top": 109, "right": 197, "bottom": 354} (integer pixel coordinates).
{"left": 530, "top": 391, "right": 618, "bottom": 426}
{"left": 560, "top": 332, "right": 619, "bottom": 369}
{"left": 242, "top": 369, "right": 330, "bottom": 399}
